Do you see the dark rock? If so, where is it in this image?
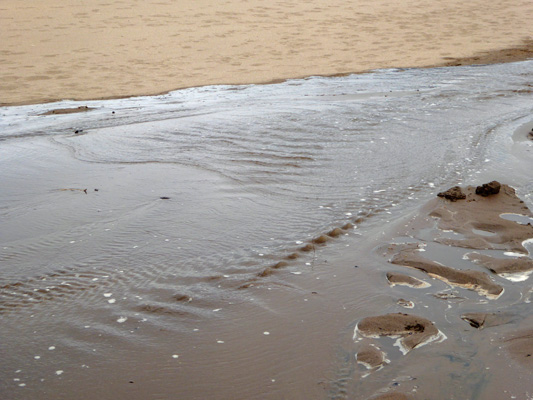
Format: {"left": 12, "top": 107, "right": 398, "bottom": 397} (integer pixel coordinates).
{"left": 437, "top": 186, "right": 466, "bottom": 201}
{"left": 475, "top": 181, "right": 501, "bottom": 197}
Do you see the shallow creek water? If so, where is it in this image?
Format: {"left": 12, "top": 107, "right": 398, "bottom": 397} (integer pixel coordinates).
{"left": 1, "top": 61, "right": 533, "bottom": 399}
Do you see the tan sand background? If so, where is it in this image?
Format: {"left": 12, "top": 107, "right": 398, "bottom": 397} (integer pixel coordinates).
{"left": 1, "top": 0, "right": 532, "bottom": 105}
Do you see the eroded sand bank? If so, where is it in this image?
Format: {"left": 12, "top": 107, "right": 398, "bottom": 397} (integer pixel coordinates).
{"left": 354, "top": 182, "right": 533, "bottom": 398}
{"left": 1, "top": 0, "right": 533, "bottom": 105}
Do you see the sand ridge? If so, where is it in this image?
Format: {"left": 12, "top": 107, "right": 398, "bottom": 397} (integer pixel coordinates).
{"left": 1, "top": 0, "right": 532, "bottom": 105}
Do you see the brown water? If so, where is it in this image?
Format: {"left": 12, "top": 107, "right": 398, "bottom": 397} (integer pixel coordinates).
{"left": 1, "top": 61, "right": 533, "bottom": 399}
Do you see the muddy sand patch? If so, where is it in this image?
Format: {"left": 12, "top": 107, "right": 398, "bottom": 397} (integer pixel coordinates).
{"left": 352, "top": 182, "right": 533, "bottom": 397}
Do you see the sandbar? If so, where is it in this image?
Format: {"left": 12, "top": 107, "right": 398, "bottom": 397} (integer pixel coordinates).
{"left": 1, "top": 0, "right": 532, "bottom": 105}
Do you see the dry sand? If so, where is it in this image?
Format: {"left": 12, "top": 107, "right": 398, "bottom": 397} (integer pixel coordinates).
{"left": 1, "top": 0, "right": 532, "bottom": 105}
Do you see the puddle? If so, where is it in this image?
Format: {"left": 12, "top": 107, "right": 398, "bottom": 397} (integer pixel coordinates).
{"left": 500, "top": 213, "right": 533, "bottom": 225}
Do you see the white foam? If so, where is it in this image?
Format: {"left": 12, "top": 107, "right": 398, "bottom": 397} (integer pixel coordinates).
{"left": 394, "top": 329, "right": 447, "bottom": 355}
{"left": 500, "top": 270, "right": 533, "bottom": 282}
{"left": 504, "top": 252, "right": 527, "bottom": 258}
{"left": 523, "top": 238, "right": 533, "bottom": 256}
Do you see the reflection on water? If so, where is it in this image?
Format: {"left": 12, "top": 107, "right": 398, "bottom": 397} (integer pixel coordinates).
{"left": 1, "top": 61, "right": 533, "bottom": 399}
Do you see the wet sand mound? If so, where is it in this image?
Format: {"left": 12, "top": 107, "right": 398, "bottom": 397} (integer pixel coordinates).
{"left": 356, "top": 344, "right": 388, "bottom": 370}
{"left": 461, "top": 312, "right": 515, "bottom": 329}
{"left": 391, "top": 245, "right": 503, "bottom": 299}
{"left": 356, "top": 313, "right": 443, "bottom": 354}
{"left": 466, "top": 252, "right": 533, "bottom": 278}
{"left": 503, "top": 331, "right": 533, "bottom": 367}
{"left": 429, "top": 183, "right": 533, "bottom": 253}
{"left": 386, "top": 272, "right": 430, "bottom": 288}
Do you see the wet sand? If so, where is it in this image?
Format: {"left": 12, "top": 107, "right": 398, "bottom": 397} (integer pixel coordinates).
{"left": 2, "top": 2, "right": 533, "bottom": 395}
{"left": 1, "top": 0, "right": 533, "bottom": 105}
{"left": 354, "top": 182, "right": 533, "bottom": 398}
{"left": 1, "top": 61, "right": 533, "bottom": 398}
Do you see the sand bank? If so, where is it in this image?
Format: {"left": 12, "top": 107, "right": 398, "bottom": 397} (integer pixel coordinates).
{"left": 1, "top": 0, "right": 532, "bottom": 105}
{"left": 356, "top": 182, "right": 533, "bottom": 397}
